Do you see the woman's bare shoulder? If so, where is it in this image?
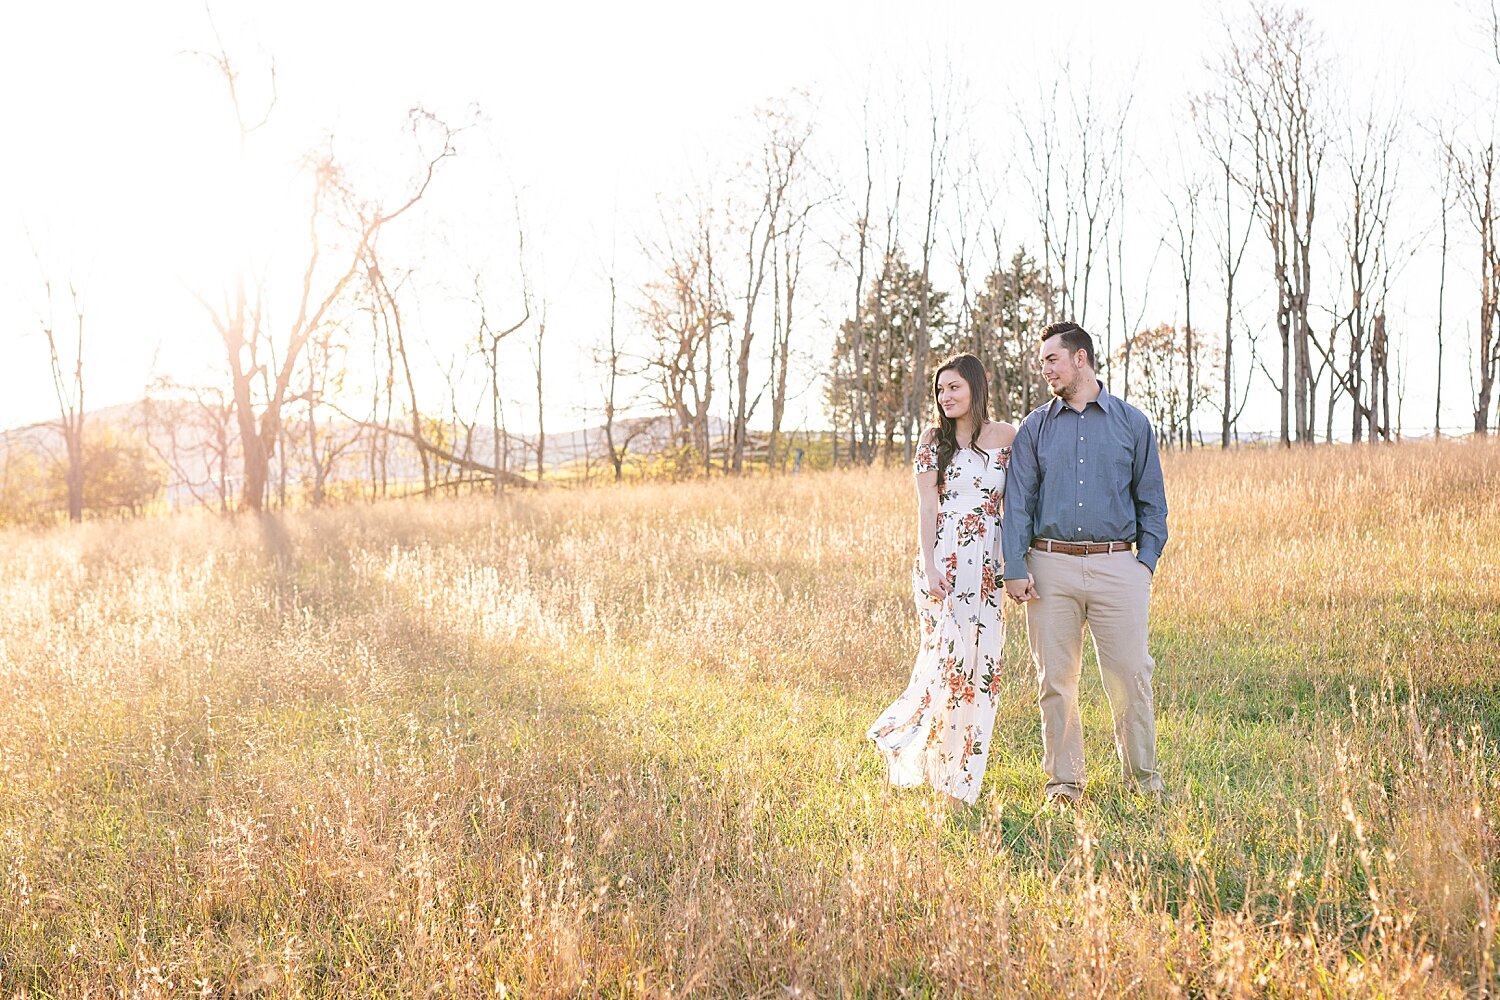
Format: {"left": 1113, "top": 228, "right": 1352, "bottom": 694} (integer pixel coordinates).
{"left": 981, "top": 421, "right": 1018, "bottom": 448}
{"left": 919, "top": 426, "right": 939, "bottom": 446}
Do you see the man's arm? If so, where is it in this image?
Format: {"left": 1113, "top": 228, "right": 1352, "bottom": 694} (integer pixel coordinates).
{"left": 1131, "top": 414, "right": 1168, "bottom": 573}
{"left": 1002, "top": 414, "right": 1039, "bottom": 581}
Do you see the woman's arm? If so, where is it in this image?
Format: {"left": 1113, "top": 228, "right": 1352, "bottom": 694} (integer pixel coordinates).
{"left": 914, "top": 430, "right": 947, "bottom": 598}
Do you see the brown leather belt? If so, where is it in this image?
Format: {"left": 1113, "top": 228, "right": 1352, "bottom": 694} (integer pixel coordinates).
{"left": 1032, "top": 538, "right": 1133, "bottom": 556}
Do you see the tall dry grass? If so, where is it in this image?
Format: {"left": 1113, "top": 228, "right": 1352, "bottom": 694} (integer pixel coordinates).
{"left": 0, "top": 439, "right": 1496, "bottom": 996}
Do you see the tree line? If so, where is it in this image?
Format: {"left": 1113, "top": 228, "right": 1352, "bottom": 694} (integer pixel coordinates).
{"left": 10, "top": 2, "right": 1500, "bottom": 524}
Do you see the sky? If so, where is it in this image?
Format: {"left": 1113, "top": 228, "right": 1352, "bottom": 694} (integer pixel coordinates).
{"left": 0, "top": 0, "right": 1491, "bottom": 441}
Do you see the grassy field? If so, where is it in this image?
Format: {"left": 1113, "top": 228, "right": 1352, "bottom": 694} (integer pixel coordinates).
{"left": 0, "top": 441, "right": 1497, "bottom": 996}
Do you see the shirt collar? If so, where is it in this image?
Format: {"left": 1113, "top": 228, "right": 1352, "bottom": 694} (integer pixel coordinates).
{"left": 1046, "top": 380, "right": 1114, "bottom": 415}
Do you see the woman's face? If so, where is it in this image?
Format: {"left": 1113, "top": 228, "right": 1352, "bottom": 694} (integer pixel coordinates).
{"left": 936, "top": 368, "right": 971, "bottom": 423}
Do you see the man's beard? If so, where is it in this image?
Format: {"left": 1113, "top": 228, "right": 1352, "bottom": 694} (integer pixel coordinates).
{"left": 1049, "top": 377, "right": 1076, "bottom": 400}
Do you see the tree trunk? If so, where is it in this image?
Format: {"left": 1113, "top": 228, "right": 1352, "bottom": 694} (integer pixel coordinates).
{"left": 534, "top": 311, "right": 547, "bottom": 481}
{"left": 1221, "top": 262, "right": 1235, "bottom": 449}
{"left": 1437, "top": 175, "right": 1449, "bottom": 437}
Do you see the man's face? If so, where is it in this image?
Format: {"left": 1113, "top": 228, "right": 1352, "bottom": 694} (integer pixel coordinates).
{"left": 1039, "top": 335, "right": 1086, "bottom": 400}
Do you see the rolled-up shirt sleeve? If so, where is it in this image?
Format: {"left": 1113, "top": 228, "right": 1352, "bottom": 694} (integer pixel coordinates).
{"left": 1131, "top": 415, "right": 1168, "bottom": 572}
{"left": 1002, "top": 416, "right": 1039, "bottom": 580}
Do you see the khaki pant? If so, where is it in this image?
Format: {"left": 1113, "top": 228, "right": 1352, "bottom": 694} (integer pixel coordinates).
{"left": 1024, "top": 548, "right": 1163, "bottom": 799}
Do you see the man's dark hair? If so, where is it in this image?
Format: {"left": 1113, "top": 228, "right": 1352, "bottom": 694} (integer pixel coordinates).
{"left": 1040, "top": 321, "right": 1096, "bottom": 369}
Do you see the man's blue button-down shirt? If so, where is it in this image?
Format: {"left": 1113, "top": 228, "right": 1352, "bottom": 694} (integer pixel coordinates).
{"left": 1001, "top": 382, "right": 1169, "bottom": 580}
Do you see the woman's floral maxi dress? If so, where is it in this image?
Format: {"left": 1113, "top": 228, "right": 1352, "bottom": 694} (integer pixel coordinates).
{"left": 868, "top": 441, "right": 1006, "bottom": 804}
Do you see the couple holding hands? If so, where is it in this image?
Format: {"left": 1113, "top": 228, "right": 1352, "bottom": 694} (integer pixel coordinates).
{"left": 868, "top": 321, "right": 1169, "bottom": 810}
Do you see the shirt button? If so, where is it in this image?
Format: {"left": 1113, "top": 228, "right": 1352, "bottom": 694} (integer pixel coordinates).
{"left": 1079, "top": 480, "right": 1084, "bottom": 485}
{"left": 1079, "top": 436, "right": 1084, "bottom": 441}
{"left": 1078, "top": 502, "right": 1083, "bottom": 507}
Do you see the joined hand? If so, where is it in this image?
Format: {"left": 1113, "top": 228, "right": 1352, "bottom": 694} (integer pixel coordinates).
{"left": 1004, "top": 576, "right": 1039, "bottom": 603}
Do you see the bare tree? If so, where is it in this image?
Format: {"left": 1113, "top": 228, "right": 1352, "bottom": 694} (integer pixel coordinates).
{"left": 641, "top": 193, "right": 730, "bottom": 476}
{"left": 1164, "top": 158, "right": 1204, "bottom": 445}
{"left": 1077, "top": 85, "right": 1130, "bottom": 350}
{"left": 195, "top": 34, "right": 457, "bottom": 511}
{"left": 597, "top": 273, "right": 649, "bottom": 482}
{"left": 480, "top": 293, "right": 527, "bottom": 492}
{"left": 902, "top": 68, "right": 954, "bottom": 460}
{"left": 295, "top": 325, "right": 364, "bottom": 506}
{"left": 366, "top": 251, "right": 433, "bottom": 494}
{"left": 725, "top": 139, "right": 773, "bottom": 475}
{"left": 1017, "top": 69, "right": 1129, "bottom": 355}
{"left": 1109, "top": 169, "right": 1163, "bottom": 406}
{"left": 766, "top": 107, "right": 819, "bottom": 472}
{"left": 967, "top": 159, "right": 1013, "bottom": 409}
{"left": 473, "top": 229, "right": 531, "bottom": 496}
{"left": 1436, "top": 150, "right": 1453, "bottom": 437}
{"left": 1334, "top": 106, "right": 1400, "bottom": 441}
{"left": 875, "top": 129, "right": 907, "bottom": 465}
{"left": 360, "top": 281, "right": 397, "bottom": 501}
{"left": 32, "top": 266, "right": 86, "bottom": 522}
{"left": 834, "top": 92, "right": 899, "bottom": 466}
{"left": 1371, "top": 311, "right": 1393, "bottom": 439}
{"left": 1018, "top": 78, "right": 1068, "bottom": 326}
{"left": 725, "top": 101, "right": 812, "bottom": 473}
{"left": 947, "top": 147, "right": 982, "bottom": 366}
{"left": 1193, "top": 82, "right": 1258, "bottom": 448}
{"left": 531, "top": 303, "right": 548, "bottom": 480}
{"left": 843, "top": 108, "right": 877, "bottom": 466}
{"left": 1446, "top": 133, "right": 1500, "bottom": 434}
{"left": 768, "top": 208, "right": 812, "bottom": 471}
{"left": 1222, "top": 4, "right": 1327, "bottom": 446}
{"left": 143, "top": 379, "right": 237, "bottom": 512}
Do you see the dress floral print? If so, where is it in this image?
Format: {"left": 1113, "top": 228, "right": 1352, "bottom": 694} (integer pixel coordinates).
{"left": 868, "top": 440, "right": 1007, "bottom": 804}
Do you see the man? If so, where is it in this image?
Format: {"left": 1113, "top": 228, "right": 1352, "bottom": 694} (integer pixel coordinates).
{"left": 1002, "top": 321, "right": 1168, "bottom": 807}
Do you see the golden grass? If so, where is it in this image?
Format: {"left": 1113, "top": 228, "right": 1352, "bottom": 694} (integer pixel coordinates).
{"left": 0, "top": 439, "right": 1497, "bottom": 996}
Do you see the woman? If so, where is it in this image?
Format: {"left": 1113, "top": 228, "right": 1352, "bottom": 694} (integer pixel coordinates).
{"left": 868, "top": 353, "right": 1018, "bottom": 806}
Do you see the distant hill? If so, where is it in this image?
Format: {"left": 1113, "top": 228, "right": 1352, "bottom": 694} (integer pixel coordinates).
{"left": 0, "top": 399, "right": 744, "bottom": 506}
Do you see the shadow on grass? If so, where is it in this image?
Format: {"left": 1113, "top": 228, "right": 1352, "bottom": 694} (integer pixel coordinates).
{"left": 274, "top": 536, "right": 1485, "bottom": 969}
